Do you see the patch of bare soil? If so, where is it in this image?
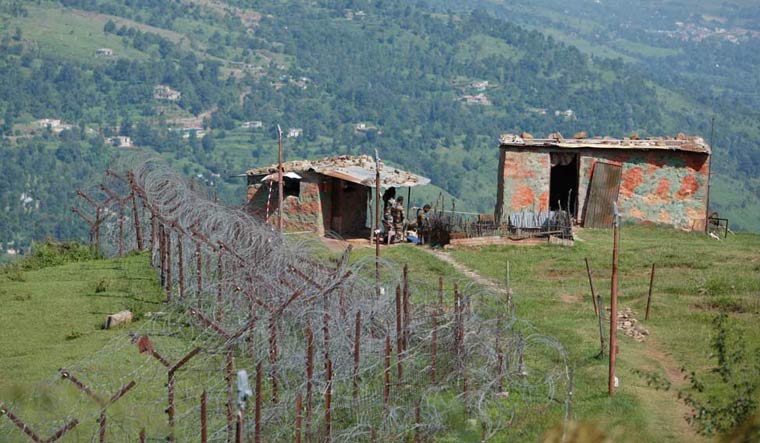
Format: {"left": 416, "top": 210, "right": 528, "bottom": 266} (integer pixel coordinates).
{"left": 423, "top": 249, "right": 507, "bottom": 295}
{"left": 639, "top": 341, "right": 707, "bottom": 442}
{"left": 560, "top": 292, "right": 581, "bottom": 303}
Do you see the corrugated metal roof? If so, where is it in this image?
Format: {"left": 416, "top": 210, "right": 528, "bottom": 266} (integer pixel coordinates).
{"left": 499, "top": 133, "right": 711, "bottom": 154}
{"left": 246, "top": 155, "right": 431, "bottom": 188}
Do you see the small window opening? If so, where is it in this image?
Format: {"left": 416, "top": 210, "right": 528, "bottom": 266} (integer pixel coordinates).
{"left": 283, "top": 177, "right": 300, "bottom": 198}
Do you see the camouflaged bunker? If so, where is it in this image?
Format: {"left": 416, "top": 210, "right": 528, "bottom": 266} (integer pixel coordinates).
{"left": 245, "top": 155, "right": 430, "bottom": 237}
{"left": 495, "top": 133, "right": 712, "bottom": 230}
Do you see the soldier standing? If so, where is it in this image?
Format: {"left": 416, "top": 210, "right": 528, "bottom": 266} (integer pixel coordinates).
{"left": 393, "top": 196, "right": 405, "bottom": 243}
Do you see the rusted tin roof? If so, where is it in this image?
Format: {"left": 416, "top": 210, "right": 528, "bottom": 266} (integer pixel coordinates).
{"left": 246, "top": 155, "right": 431, "bottom": 188}
{"left": 499, "top": 133, "right": 711, "bottom": 154}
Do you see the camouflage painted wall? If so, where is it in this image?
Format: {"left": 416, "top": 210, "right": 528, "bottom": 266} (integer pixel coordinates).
{"left": 495, "top": 149, "right": 551, "bottom": 222}
{"left": 246, "top": 171, "right": 325, "bottom": 235}
{"left": 577, "top": 150, "right": 709, "bottom": 230}
{"left": 497, "top": 147, "right": 710, "bottom": 230}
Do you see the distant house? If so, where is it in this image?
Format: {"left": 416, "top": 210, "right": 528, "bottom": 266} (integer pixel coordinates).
{"left": 154, "top": 85, "right": 182, "bottom": 101}
{"left": 242, "top": 121, "right": 263, "bottom": 129}
{"left": 37, "top": 119, "right": 74, "bottom": 134}
{"left": 355, "top": 122, "right": 376, "bottom": 132}
{"left": 555, "top": 109, "right": 575, "bottom": 120}
{"left": 461, "top": 94, "right": 492, "bottom": 106}
{"left": 292, "top": 77, "right": 309, "bottom": 89}
{"left": 470, "top": 80, "right": 489, "bottom": 91}
{"left": 183, "top": 128, "right": 206, "bottom": 139}
{"left": 96, "top": 48, "right": 113, "bottom": 56}
{"left": 287, "top": 128, "right": 302, "bottom": 138}
{"left": 172, "top": 127, "right": 206, "bottom": 139}
{"left": 37, "top": 119, "right": 61, "bottom": 129}
{"left": 108, "top": 136, "right": 133, "bottom": 148}
{"left": 528, "top": 107, "right": 548, "bottom": 115}
{"left": 495, "top": 133, "right": 712, "bottom": 231}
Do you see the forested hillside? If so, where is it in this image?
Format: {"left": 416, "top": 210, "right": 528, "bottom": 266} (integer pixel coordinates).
{"left": 431, "top": 0, "right": 760, "bottom": 228}
{"left": 1, "top": 0, "right": 759, "bottom": 254}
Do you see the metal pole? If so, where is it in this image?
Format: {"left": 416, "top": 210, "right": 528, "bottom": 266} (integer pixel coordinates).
{"left": 431, "top": 311, "right": 438, "bottom": 384}
{"left": 645, "top": 263, "right": 655, "bottom": 320}
{"left": 295, "top": 392, "right": 303, "bottom": 443}
{"left": 597, "top": 294, "right": 606, "bottom": 357}
{"left": 384, "top": 334, "right": 391, "bottom": 409}
{"left": 324, "top": 358, "right": 332, "bottom": 443}
{"left": 395, "top": 285, "right": 403, "bottom": 382}
{"left": 403, "top": 264, "right": 410, "bottom": 351}
{"left": 117, "top": 202, "right": 124, "bottom": 257}
{"left": 609, "top": 203, "right": 620, "bottom": 396}
{"left": 177, "top": 237, "right": 184, "bottom": 300}
{"left": 131, "top": 191, "right": 143, "bottom": 251}
{"left": 217, "top": 250, "right": 223, "bottom": 322}
{"left": 235, "top": 412, "right": 243, "bottom": 443}
{"left": 270, "top": 315, "right": 279, "bottom": 404}
{"left": 165, "top": 230, "right": 172, "bottom": 303}
{"left": 196, "top": 243, "right": 202, "bottom": 309}
{"left": 226, "top": 347, "right": 234, "bottom": 442}
{"left": 353, "top": 311, "right": 361, "bottom": 402}
{"left": 255, "top": 361, "right": 262, "bottom": 443}
{"left": 200, "top": 390, "right": 207, "bottom": 443}
{"left": 374, "top": 150, "right": 381, "bottom": 298}
{"left": 305, "top": 324, "right": 313, "bottom": 441}
{"left": 705, "top": 115, "right": 715, "bottom": 234}
{"left": 585, "top": 258, "right": 598, "bottom": 316}
{"left": 505, "top": 260, "right": 511, "bottom": 308}
{"left": 277, "top": 124, "right": 284, "bottom": 232}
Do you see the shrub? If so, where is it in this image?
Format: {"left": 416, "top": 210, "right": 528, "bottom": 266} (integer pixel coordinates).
{"left": 21, "top": 240, "right": 98, "bottom": 271}
{"left": 95, "top": 278, "right": 111, "bottom": 293}
{"left": 635, "top": 313, "right": 759, "bottom": 437}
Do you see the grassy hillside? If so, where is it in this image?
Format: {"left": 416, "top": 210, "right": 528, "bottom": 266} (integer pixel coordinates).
{"left": 2, "top": 228, "right": 759, "bottom": 441}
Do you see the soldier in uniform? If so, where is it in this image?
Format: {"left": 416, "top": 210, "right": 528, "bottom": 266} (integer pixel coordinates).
{"left": 393, "top": 196, "right": 405, "bottom": 243}
{"left": 416, "top": 204, "right": 431, "bottom": 244}
{"left": 383, "top": 205, "right": 395, "bottom": 244}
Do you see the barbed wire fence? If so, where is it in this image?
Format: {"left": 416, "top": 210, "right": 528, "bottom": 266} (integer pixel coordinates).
{"left": 1, "top": 157, "right": 573, "bottom": 442}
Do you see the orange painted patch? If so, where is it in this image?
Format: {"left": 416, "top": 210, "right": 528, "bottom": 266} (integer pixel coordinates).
{"left": 628, "top": 207, "right": 643, "bottom": 220}
{"left": 538, "top": 191, "right": 549, "bottom": 211}
{"left": 676, "top": 175, "right": 699, "bottom": 200}
{"left": 657, "top": 210, "right": 671, "bottom": 224}
{"left": 511, "top": 186, "right": 535, "bottom": 210}
{"left": 620, "top": 167, "right": 644, "bottom": 197}
{"left": 655, "top": 177, "right": 671, "bottom": 200}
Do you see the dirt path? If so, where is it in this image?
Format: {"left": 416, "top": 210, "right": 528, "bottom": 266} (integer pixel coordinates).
{"left": 637, "top": 341, "right": 707, "bottom": 442}
{"left": 423, "top": 248, "right": 507, "bottom": 295}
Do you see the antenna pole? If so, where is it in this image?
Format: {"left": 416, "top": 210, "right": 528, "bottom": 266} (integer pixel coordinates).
{"left": 705, "top": 115, "right": 715, "bottom": 233}
{"left": 277, "top": 125, "right": 284, "bottom": 233}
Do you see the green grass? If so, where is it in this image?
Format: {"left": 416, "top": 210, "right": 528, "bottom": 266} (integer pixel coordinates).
{"left": 9, "top": 5, "right": 148, "bottom": 61}
{"left": 2, "top": 231, "right": 758, "bottom": 441}
{"left": 455, "top": 34, "right": 523, "bottom": 63}
{"left": 0, "top": 252, "right": 163, "bottom": 393}
{"left": 447, "top": 225, "right": 760, "bottom": 441}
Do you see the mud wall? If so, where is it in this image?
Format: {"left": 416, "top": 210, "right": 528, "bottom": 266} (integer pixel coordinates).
{"left": 246, "top": 171, "right": 325, "bottom": 235}
{"left": 497, "top": 147, "right": 710, "bottom": 230}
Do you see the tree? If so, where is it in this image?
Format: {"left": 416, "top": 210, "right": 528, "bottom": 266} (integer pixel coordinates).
{"left": 104, "top": 20, "right": 116, "bottom": 34}
{"left": 201, "top": 132, "right": 216, "bottom": 153}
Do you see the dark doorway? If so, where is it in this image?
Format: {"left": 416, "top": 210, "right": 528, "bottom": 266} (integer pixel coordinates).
{"left": 549, "top": 153, "right": 579, "bottom": 216}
